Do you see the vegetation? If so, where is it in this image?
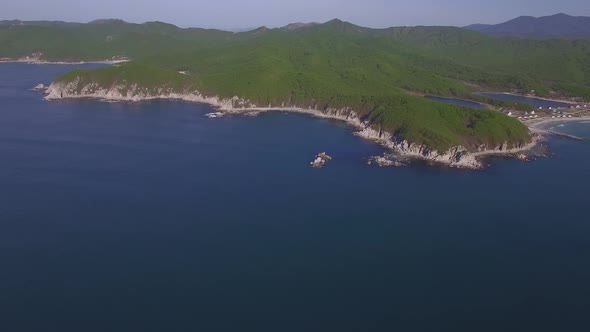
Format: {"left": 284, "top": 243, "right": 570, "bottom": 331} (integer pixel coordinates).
{"left": 2, "top": 19, "right": 589, "bottom": 98}
{"left": 7, "top": 19, "right": 589, "bottom": 151}
{"left": 0, "top": 20, "right": 233, "bottom": 61}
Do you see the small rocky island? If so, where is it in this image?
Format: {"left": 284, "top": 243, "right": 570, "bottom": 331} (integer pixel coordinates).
{"left": 368, "top": 155, "right": 404, "bottom": 167}
{"left": 310, "top": 152, "right": 332, "bottom": 168}
{"left": 205, "top": 112, "right": 224, "bottom": 118}
{"left": 32, "top": 83, "right": 47, "bottom": 91}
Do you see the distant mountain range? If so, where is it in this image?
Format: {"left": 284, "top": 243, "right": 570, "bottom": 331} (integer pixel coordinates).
{"left": 3, "top": 13, "right": 590, "bottom": 39}
{"left": 282, "top": 22, "right": 319, "bottom": 30}
{"left": 465, "top": 13, "right": 590, "bottom": 39}
{"left": 0, "top": 19, "right": 320, "bottom": 33}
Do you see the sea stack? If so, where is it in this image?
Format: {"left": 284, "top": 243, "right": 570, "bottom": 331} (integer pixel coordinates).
{"left": 32, "top": 83, "right": 47, "bottom": 91}
{"left": 310, "top": 152, "right": 332, "bottom": 168}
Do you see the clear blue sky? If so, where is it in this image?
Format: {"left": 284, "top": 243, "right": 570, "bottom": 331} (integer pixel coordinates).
{"left": 3, "top": 0, "right": 590, "bottom": 30}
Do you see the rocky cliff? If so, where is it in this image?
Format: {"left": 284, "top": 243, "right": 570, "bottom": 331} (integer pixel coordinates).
{"left": 45, "top": 80, "right": 538, "bottom": 169}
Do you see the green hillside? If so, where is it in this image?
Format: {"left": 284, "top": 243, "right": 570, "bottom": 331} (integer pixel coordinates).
{"left": 58, "top": 62, "right": 530, "bottom": 151}
{"left": 8, "top": 19, "right": 590, "bottom": 151}
{"left": 0, "top": 20, "right": 233, "bottom": 61}
{"left": 3, "top": 19, "right": 589, "bottom": 98}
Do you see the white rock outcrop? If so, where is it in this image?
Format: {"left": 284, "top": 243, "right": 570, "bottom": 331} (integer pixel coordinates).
{"left": 310, "top": 152, "right": 332, "bottom": 168}
{"left": 368, "top": 156, "right": 404, "bottom": 167}
{"left": 32, "top": 83, "right": 47, "bottom": 91}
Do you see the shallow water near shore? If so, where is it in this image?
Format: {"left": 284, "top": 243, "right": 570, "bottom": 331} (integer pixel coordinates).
{"left": 544, "top": 120, "right": 590, "bottom": 139}
{"left": 1, "top": 63, "right": 590, "bottom": 332}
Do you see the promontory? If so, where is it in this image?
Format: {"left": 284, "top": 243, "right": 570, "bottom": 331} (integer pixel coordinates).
{"left": 3, "top": 19, "right": 589, "bottom": 167}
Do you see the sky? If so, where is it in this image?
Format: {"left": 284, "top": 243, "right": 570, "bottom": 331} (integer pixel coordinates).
{"left": 2, "top": 0, "right": 590, "bottom": 30}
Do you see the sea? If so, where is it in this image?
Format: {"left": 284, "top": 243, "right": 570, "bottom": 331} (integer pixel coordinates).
{"left": 1, "top": 63, "right": 589, "bottom": 332}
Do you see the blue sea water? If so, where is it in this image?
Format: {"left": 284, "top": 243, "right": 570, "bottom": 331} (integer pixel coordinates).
{"left": 1, "top": 63, "right": 590, "bottom": 332}
{"left": 426, "top": 95, "right": 486, "bottom": 109}
{"left": 477, "top": 93, "right": 572, "bottom": 108}
{"left": 544, "top": 121, "right": 590, "bottom": 140}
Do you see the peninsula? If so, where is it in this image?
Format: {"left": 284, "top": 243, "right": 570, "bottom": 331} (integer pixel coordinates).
{"left": 3, "top": 18, "right": 589, "bottom": 168}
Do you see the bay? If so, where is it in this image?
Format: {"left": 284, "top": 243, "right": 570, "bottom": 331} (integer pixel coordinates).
{"left": 1, "top": 63, "right": 589, "bottom": 332}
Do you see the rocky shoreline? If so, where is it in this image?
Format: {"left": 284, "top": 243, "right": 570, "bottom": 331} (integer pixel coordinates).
{"left": 0, "top": 58, "right": 129, "bottom": 65}
{"left": 43, "top": 81, "right": 542, "bottom": 169}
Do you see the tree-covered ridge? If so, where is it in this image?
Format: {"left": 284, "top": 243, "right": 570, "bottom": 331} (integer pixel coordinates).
{"left": 11, "top": 18, "right": 590, "bottom": 151}
{"left": 0, "top": 20, "right": 234, "bottom": 61}
{"left": 56, "top": 61, "right": 530, "bottom": 153}
{"left": 3, "top": 19, "right": 589, "bottom": 98}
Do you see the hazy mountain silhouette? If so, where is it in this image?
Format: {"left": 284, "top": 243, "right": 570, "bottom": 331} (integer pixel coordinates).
{"left": 465, "top": 13, "right": 590, "bottom": 39}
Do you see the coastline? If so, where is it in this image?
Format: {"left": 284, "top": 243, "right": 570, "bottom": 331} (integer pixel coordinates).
{"left": 527, "top": 115, "right": 590, "bottom": 130}
{"left": 0, "top": 58, "right": 129, "bottom": 65}
{"left": 43, "top": 81, "right": 541, "bottom": 169}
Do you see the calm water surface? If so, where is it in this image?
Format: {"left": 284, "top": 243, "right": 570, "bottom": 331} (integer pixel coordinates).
{"left": 545, "top": 121, "right": 590, "bottom": 139}
{"left": 477, "top": 93, "right": 572, "bottom": 108}
{"left": 1, "top": 63, "right": 589, "bottom": 332}
{"left": 426, "top": 95, "right": 486, "bottom": 109}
